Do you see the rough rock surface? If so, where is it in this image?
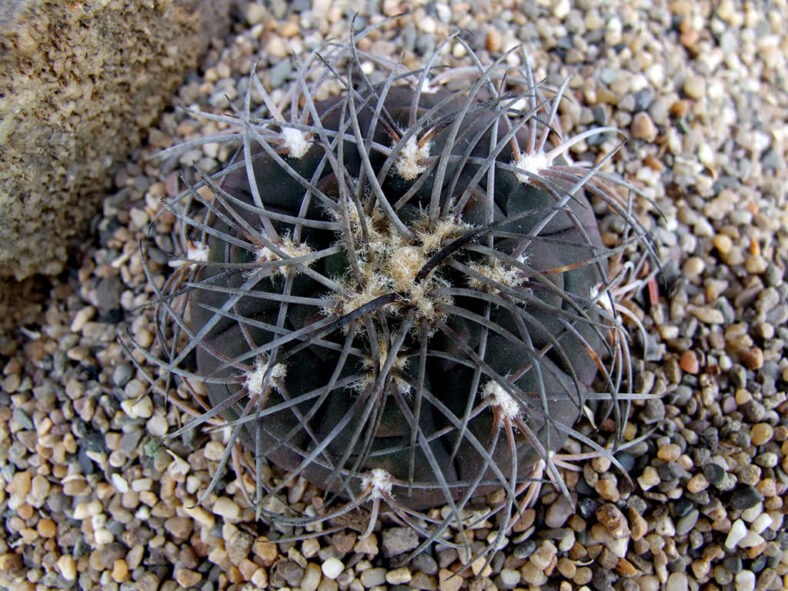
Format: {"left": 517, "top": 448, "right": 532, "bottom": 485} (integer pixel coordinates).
{"left": 0, "top": 0, "right": 232, "bottom": 280}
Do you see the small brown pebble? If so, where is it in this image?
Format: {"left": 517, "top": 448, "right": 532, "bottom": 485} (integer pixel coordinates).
{"left": 595, "top": 478, "right": 621, "bottom": 502}
{"left": 679, "top": 350, "right": 699, "bottom": 374}
{"left": 597, "top": 503, "right": 629, "bottom": 538}
{"left": 616, "top": 557, "right": 639, "bottom": 577}
{"left": 7, "top": 471, "right": 31, "bottom": 496}
{"left": 438, "top": 568, "right": 463, "bottom": 591}
{"left": 17, "top": 504, "right": 34, "bottom": 520}
{"left": 530, "top": 541, "right": 557, "bottom": 570}
{"left": 486, "top": 28, "right": 502, "bottom": 52}
{"left": 331, "top": 531, "right": 356, "bottom": 554}
{"left": 111, "top": 559, "right": 129, "bottom": 583}
{"left": 471, "top": 556, "right": 492, "bottom": 577}
{"left": 658, "top": 443, "right": 681, "bottom": 461}
{"left": 0, "top": 553, "right": 22, "bottom": 571}
{"left": 687, "top": 473, "right": 709, "bottom": 494}
{"left": 175, "top": 567, "right": 202, "bottom": 588}
{"left": 164, "top": 516, "right": 194, "bottom": 539}
{"left": 237, "top": 558, "right": 258, "bottom": 581}
{"left": 253, "top": 538, "right": 278, "bottom": 566}
{"left": 751, "top": 423, "right": 773, "bottom": 446}
{"left": 669, "top": 99, "right": 689, "bottom": 117}
{"left": 631, "top": 112, "right": 657, "bottom": 141}
{"left": 556, "top": 557, "right": 576, "bottom": 579}
{"left": 629, "top": 508, "right": 648, "bottom": 541}
{"left": 279, "top": 21, "right": 300, "bottom": 39}
{"left": 37, "top": 518, "right": 57, "bottom": 538}
{"left": 644, "top": 154, "right": 664, "bottom": 171}
{"left": 740, "top": 347, "right": 764, "bottom": 370}
{"left": 573, "top": 566, "right": 593, "bottom": 585}
{"left": 521, "top": 561, "right": 548, "bottom": 585}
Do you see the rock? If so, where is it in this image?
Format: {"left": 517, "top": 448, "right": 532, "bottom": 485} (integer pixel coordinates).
{"left": 382, "top": 527, "right": 419, "bottom": 557}
{"left": 0, "top": 0, "right": 232, "bottom": 281}
{"left": 631, "top": 112, "right": 657, "bottom": 141}
{"left": 729, "top": 485, "right": 763, "bottom": 511}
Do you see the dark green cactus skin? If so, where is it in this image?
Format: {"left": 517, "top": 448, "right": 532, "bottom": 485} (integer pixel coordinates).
{"left": 187, "top": 78, "right": 613, "bottom": 511}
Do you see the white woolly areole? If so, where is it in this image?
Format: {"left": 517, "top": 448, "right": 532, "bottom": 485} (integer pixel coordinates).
{"left": 254, "top": 236, "right": 312, "bottom": 276}
{"left": 280, "top": 127, "right": 311, "bottom": 159}
{"left": 396, "top": 135, "right": 431, "bottom": 181}
{"left": 513, "top": 151, "right": 551, "bottom": 183}
{"left": 361, "top": 468, "right": 393, "bottom": 500}
{"left": 187, "top": 242, "right": 209, "bottom": 262}
{"left": 169, "top": 242, "right": 209, "bottom": 267}
{"left": 482, "top": 381, "right": 521, "bottom": 420}
{"left": 244, "top": 358, "right": 287, "bottom": 396}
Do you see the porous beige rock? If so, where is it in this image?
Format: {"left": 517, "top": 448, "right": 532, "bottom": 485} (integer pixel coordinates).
{"left": 0, "top": 0, "right": 232, "bottom": 280}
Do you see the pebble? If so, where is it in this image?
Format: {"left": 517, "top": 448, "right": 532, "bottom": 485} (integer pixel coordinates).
{"left": 730, "top": 486, "right": 764, "bottom": 510}
{"left": 175, "top": 568, "right": 201, "bottom": 587}
{"left": 212, "top": 497, "right": 241, "bottom": 520}
{"left": 111, "top": 559, "right": 129, "bottom": 583}
{"left": 683, "top": 75, "right": 706, "bottom": 99}
{"left": 321, "top": 557, "right": 344, "bottom": 580}
{"left": 57, "top": 555, "right": 77, "bottom": 581}
{"left": 631, "top": 112, "right": 657, "bottom": 141}
{"left": 486, "top": 28, "right": 502, "bottom": 52}
{"left": 360, "top": 567, "right": 386, "bottom": 587}
{"left": 682, "top": 256, "right": 705, "bottom": 279}
{"left": 676, "top": 509, "right": 699, "bottom": 536}
{"left": 666, "top": 571, "right": 689, "bottom": 591}
{"left": 725, "top": 519, "right": 748, "bottom": 549}
{"left": 301, "top": 563, "right": 322, "bottom": 591}
{"left": 735, "top": 570, "right": 756, "bottom": 591}
{"left": 382, "top": 527, "right": 418, "bottom": 557}
{"left": 245, "top": 3, "right": 265, "bottom": 25}
{"left": 438, "top": 569, "right": 462, "bottom": 591}
{"left": 386, "top": 567, "right": 412, "bottom": 585}
{"left": 529, "top": 541, "right": 557, "bottom": 570}
{"left": 546, "top": 495, "right": 573, "bottom": 528}
{"left": 690, "top": 306, "right": 724, "bottom": 324}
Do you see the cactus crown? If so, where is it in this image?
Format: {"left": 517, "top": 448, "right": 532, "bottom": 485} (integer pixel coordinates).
{"left": 138, "top": 30, "right": 654, "bottom": 559}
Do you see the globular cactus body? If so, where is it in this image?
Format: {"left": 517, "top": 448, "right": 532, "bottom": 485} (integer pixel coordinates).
{"left": 147, "top": 33, "right": 651, "bottom": 545}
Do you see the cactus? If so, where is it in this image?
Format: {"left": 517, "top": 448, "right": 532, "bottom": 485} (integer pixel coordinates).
{"left": 140, "top": 31, "right": 654, "bottom": 555}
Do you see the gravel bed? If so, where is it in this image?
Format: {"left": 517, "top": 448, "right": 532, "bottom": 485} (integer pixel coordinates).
{"left": 1, "top": 1, "right": 787, "bottom": 590}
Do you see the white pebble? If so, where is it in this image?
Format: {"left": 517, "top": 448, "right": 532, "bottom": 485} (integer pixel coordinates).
{"left": 131, "top": 477, "right": 153, "bottom": 492}
{"left": 741, "top": 503, "right": 762, "bottom": 522}
{"left": 321, "top": 557, "right": 344, "bottom": 580}
{"left": 725, "top": 519, "right": 747, "bottom": 550}
{"left": 57, "top": 555, "right": 77, "bottom": 581}
{"left": 666, "top": 571, "right": 688, "bottom": 591}
{"left": 734, "top": 570, "right": 755, "bottom": 591}
{"left": 121, "top": 396, "right": 153, "bottom": 419}
{"left": 70, "top": 306, "right": 96, "bottom": 333}
{"left": 418, "top": 17, "right": 436, "bottom": 34}
{"left": 213, "top": 497, "right": 241, "bottom": 520}
{"left": 552, "top": 0, "right": 570, "bottom": 19}
{"left": 111, "top": 473, "right": 129, "bottom": 494}
{"left": 147, "top": 413, "right": 168, "bottom": 437}
{"left": 204, "top": 441, "right": 226, "bottom": 461}
{"left": 94, "top": 528, "right": 114, "bottom": 545}
{"left": 738, "top": 531, "right": 764, "bottom": 548}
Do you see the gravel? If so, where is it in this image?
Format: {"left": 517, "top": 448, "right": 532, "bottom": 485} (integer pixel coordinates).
{"left": 0, "top": 1, "right": 786, "bottom": 590}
